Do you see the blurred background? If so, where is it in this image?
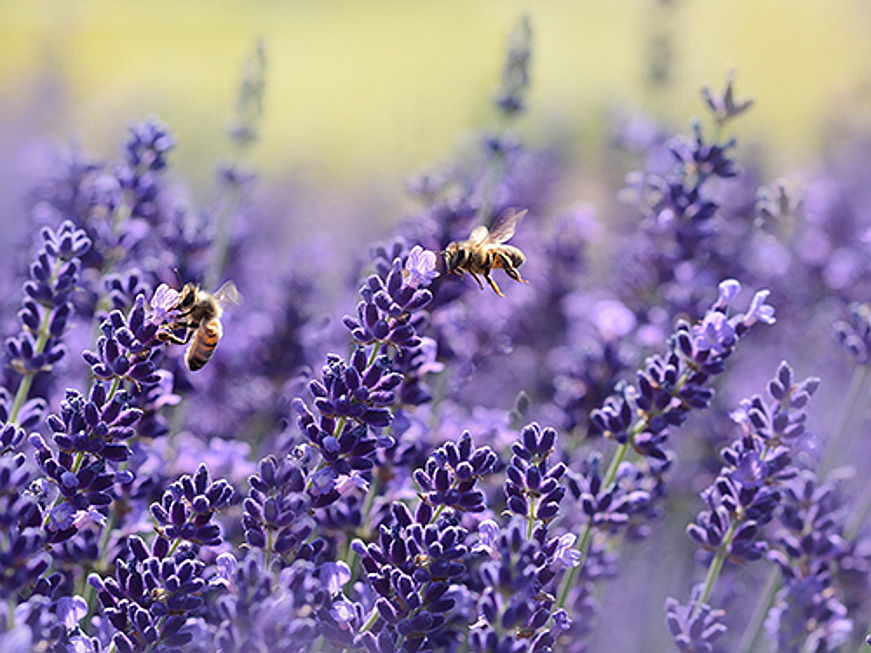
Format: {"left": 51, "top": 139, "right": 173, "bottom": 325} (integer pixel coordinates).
{"left": 3, "top": 0, "right": 871, "bottom": 231}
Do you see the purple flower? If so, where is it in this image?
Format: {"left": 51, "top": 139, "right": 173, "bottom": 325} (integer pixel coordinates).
{"left": 147, "top": 283, "right": 179, "bottom": 325}
{"left": 701, "top": 70, "right": 753, "bottom": 125}
{"left": 335, "top": 471, "right": 368, "bottom": 496}
{"left": 731, "top": 451, "right": 768, "bottom": 489}
{"left": 48, "top": 502, "right": 76, "bottom": 530}
{"left": 474, "top": 519, "right": 501, "bottom": 560}
{"left": 329, "top": 599, "right": 356, "bottom": 628}
{"left": 402, "top": 245, "right": 439, "bottom": 288}
{"left": 553, "top": 533, "right": 582, "bottom": 569}
{"left": 320, "top": 561, "right": 351, "bottom": 595}
{"left": 715, "top": 277, "right": 741, "bottom": 307}
{"left": 310, "top": 466, "right": 338, "bottom": 496}
{"left": 665, "top": 595, "right": 727, "bottom": 652}
{"left": 692, "top": 311, "right": 736, "bottom": 354}
{"left": 742, "top": 289, "right": 776, "bottom": 327}
{"left": 55, "top": 596, "right": 87, "bottom": 630}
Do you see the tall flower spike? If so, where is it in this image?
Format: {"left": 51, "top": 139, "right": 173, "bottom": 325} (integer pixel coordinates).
{"left": 591, "top": 279, "right": 777, "bottom": 462}
{"left": 834, "top": 302, "right": 871, "bottom": 364}
{"left": 82, "top": 294, "right": 167, "bottom": 388}
{"left": 0, "top": 452, "right": 49, "bottom": 598}
{"left": 701, "top": 70, "right": 754, "bottom": 126}
{"left": 149, "top": 463, "right": 234, "bottom": 546}
{"left": 4, "top": 221, "right": 91, "bottom": 424}
{"left": 556, "top": 280, "right": 776, "bottom": 643}
{"left": 493, "top": 14, "right": 533, "bottom": 116}
{"left": 343, "top": 256, "right": 434, "bottom": 351}
{"left": 242, "top": 454, "right": 317, "bottom": 561}
{"left": 413, "top": 431, "right": 497, "bottom": 513}
{"left": 88, "top": 535, "right": 205, "bottom": 652}
{"left": 353, "top": 501, "right": 469, "bottom": 650}
{"left": 504, "top": 423, "right": 566, "bottom": 527}
{"left": 668, "top": 361, "right": 819, "bottom": 651}
{"left": 765, "top": 472, "right": 854, "bottom": 652}
{"left": 117, "top": 117, "right": 176, "bottom": 224}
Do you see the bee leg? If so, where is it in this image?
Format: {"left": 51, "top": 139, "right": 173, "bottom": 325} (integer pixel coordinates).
{"left": 468, "top": 271, "right": 485, "bottom": 291}
{"left": 498, "top": 253, "right": 528, "bottom": 284}
{"left": 157, "top": 325, "right": 194, "bottom": 345}
{"left": 483, "top": 272, "right": 505, "bottom": 297}
{"left": 158, "top": 332, "right": 190, "bottom": 345}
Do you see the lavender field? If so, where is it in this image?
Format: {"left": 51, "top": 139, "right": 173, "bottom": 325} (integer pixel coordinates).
{"left": 2, "top": 4, "right": 871, "bottom": 652}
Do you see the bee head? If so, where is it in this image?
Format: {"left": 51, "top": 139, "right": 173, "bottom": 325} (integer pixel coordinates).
{"left": 444, "top": 243, "right": 466, "bottom": 273}
{"left": 177, "top": 283, "right": 199, "bottom": 310}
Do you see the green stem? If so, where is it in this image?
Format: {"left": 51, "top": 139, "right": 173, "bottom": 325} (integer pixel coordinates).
{"left": 9, "top": 260, "right": 64, "bottom": 425}
{"left": 82, "top": 506, "right": 120, "bottom": 621}
{"left": 6, "top": 596, "right": 15, "bottom": 630}
{"left": 821, "top": 365, "right": 868, "bottom": 474}
{"left": 555, "top": 521, "right": 593, "bottom": 609}
{"left": 359, "top": 606, "right": 379, "bottom": 633}
{"left": 691, "top": 522, "right": 738, "bottom": 618}
{"left": 342, "top": 474, "right": 382, "bottom": 587}
{"left": 735, "top": 567, "right": 781, "bottom": 653}
{"left": 265, "top": 529, "right": 274, "bottom": 572}
{"left": 204, "top": 181, "right": 244, "bottom": 291}
{"left": 478, "top": 145, "right": 507, "bottom": 223}
{"left": 9, "top": 367, "right": 39, "bottom": 426}
{"left": 846, "top": 477, "right": 871, "bottom": 540}
{"left": 527, "top": 496, "right": 536, "bottom": 539}
{"left": 554, "top": 440, "right": 631, "bottom": 609}
{"left": 304, "top": 460, "right": 328, "bottom": 492}
{"left": 106, "top": 377, "right": 122, "bottom": 402}
{"left": 602, "top": 441, "right": 631, "bottom": 487}
{"left": 367, "top": 342, "right": 382, "bottom": 366}
{"left": 556, "top": 368, "right": 696, "bottom": 610}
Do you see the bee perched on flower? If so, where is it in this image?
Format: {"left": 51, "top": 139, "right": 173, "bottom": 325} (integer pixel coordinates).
{"left": 154, "top": 281, "right": 241, "bottom": 371}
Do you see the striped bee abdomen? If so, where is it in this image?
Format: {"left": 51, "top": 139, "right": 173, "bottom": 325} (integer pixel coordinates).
{"left": 185, "top": 319, "right": 223, "bottom": 371}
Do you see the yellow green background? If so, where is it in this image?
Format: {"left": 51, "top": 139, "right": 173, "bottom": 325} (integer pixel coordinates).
{"left": 2, "top": 0, "right": 870, "bottom": 202}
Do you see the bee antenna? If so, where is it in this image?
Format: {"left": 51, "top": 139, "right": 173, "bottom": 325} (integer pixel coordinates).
{"left": 172, "top": 267, "right": 183, "bottom": 286}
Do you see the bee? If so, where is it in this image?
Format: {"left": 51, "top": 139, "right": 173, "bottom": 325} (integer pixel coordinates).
{"left": 158, "top": 281, "right": 240, "bottom": 371}
{"left": 444, "top": 209, "right": 528, "bottom": 297}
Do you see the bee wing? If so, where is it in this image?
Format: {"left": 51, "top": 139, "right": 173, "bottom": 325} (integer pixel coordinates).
{"left": 213, "top": 281, "right": 242, "bottom": 308}
{"left": 487, "top": 209, "right": 527, "bottom": 244}
{"left": 469, "top": 225, "right": 490, "bottom": 245}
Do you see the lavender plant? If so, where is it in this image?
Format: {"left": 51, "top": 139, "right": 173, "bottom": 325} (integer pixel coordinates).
{"left": 4, "top": 14, "right": 871, "bottom": 653}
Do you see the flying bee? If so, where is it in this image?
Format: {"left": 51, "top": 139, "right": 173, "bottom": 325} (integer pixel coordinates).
{"left": 443, "top": 209, "right": 528, "bottom": 297}
{"left": 157, "top": 281, "right": 240, "bottom": 371}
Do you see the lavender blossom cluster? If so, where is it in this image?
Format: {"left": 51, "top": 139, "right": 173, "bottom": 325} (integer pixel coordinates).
{"left": 2, "top": 17, "right": 871, "bottom": 653}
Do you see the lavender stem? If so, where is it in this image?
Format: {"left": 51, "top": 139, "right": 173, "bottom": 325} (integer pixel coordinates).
{"left": 735, "top": 567, "right": 781, "bottom": 653}
{"left": 8, "top": 259, "right": 63, "bottom": 425}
